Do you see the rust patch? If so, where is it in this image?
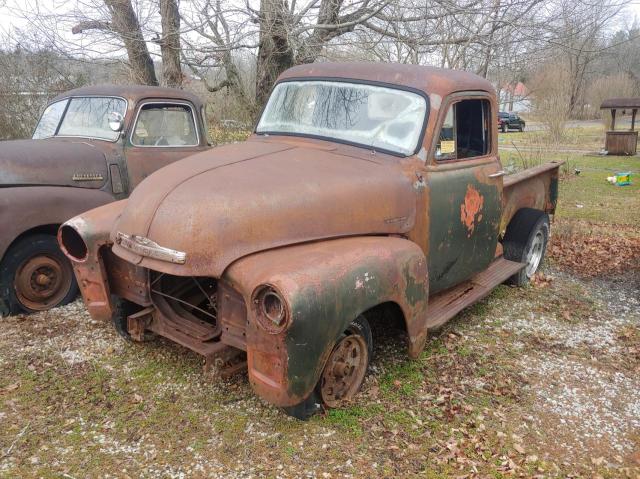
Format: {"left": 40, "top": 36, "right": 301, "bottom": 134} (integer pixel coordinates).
{"left": 460, "top": 184, "right": 484, "bottom": 236}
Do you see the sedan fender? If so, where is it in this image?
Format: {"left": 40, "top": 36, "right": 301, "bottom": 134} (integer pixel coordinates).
{"left": 0, "top": 186, "right": 115, "bottom": 262}
{"left": 222, "top": 236, "right": 429, "bottom": 407}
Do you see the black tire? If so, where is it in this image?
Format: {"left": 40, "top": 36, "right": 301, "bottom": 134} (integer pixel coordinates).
{"left": 502, "top": 208, "right": 550, "bottom": 286}
{"left": 501, "top": 123, "right": 507, "bottom": 133}
{"left": 282, "top": 315, "right": 372, "bottom": 420}
{"left": 0, "top": 234, "right": 78, "bottom": 315}
{"left": 519, "top": 124, "right": 524, "bottom": 132}
{"left": 111, "top": 295, "right": 153, "bottom": 341}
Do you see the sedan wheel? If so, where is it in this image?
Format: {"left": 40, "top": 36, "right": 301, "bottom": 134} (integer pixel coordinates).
{"left": 0, "top": 234, "right": 78, "bottom": 315}
{"left": 14, "top": 254, "right": 74, "bottom": 311}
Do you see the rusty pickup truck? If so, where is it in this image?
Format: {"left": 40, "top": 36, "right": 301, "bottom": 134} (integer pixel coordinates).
{"left": 59, "top": 63, "right": 561, "bottom": 419}
{"left": 0, "top": 85, "right": 210, "bottom": 315}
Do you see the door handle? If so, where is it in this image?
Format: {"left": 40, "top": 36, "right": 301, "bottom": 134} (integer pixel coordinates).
{"left": 488, "top": 170, "right": 506, "bottom": 178}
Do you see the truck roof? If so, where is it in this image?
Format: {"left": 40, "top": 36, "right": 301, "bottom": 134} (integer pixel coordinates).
{"left": 277, "top": 62, "right": 495, "bottom": 98}
{"left": 52, "top": 84, "right": 204, "bottom": 108}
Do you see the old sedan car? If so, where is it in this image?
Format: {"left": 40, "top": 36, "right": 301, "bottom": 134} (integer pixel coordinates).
{"left": 60, "top": 63, "right": 561, "bottom": 419}
{"left": 0, "top": 85, "right": 210, "bottom": 315}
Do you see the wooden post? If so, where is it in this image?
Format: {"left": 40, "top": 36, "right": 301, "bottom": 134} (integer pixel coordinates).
{"left": 632, "top": 109, "right": 637, "bottom": 131}
{"left": 611, "top": 109, "right": 616, "bottom": 131}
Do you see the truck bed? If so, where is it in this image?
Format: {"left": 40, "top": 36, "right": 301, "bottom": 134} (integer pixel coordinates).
{"left": 501, "top": 161, "right": 563, "bottom": 234}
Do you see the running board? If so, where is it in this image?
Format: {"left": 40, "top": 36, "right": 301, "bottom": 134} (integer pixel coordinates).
{"left": 425, "top": 258, "right": 524, "bottom": 329}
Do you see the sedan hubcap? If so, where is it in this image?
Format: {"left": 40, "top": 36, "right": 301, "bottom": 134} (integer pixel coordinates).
{"left": 14, "top": 255, "right": 73, "bottom": 311}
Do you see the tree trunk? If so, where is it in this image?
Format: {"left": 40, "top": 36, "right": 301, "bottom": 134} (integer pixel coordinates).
{"left": 159, "top": 0, "right": 182, "bottom": 88}
{"left": 255, "top": 0, "right": 294, "bottom": 107}
{"left": 105, "top": 0, "right": 158, "bottom": 85}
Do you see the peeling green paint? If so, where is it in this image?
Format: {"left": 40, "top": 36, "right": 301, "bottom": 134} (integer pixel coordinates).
{"left": 428, "top": 165, "right": 501, "bottom": 293}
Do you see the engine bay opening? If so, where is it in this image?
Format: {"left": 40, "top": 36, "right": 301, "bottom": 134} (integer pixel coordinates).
{"left": 150, "top": 272, "right": 219, "bottom": 332}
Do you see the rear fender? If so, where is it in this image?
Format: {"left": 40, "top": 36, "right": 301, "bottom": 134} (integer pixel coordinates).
{"left": 501, "top": 162, "right": 561, "bottom": 235}
{"left": 223, "top": 236, "right": 428, "bottom": 407}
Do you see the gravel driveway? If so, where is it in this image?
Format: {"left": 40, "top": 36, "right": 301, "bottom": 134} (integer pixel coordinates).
{"left": 0, "top": 267, "right": 638, "bottom": 477}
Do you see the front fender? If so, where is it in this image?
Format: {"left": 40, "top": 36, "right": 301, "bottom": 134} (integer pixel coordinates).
{"left": 223, "top": 236, "right": 428, "bottom": 407}
{"left": 58, "top": 200, "right": 128, "bottom": 321}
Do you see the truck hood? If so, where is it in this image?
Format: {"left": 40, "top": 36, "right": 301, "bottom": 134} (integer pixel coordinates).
{"left": 0, "top": 139, "right": 108, "bottom": 189}
{"left": 112, "top": 138, "right": 416, "bottom": 277}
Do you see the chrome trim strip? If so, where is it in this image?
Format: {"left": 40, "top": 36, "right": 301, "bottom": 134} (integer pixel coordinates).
{"left": 115, "top": 232, "right": 187, "bottom": 264}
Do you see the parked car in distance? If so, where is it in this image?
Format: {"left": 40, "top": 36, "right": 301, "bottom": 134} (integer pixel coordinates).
{"left": 0, "top": 85, "right": 210, "bottom": 316}
{"left": 498, "top": 111, "right": 526, "bottom": 132}
{"left": 60, "top": 63, "right": 561, "bottom": 419}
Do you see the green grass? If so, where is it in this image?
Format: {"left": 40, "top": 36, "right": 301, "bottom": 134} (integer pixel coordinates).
{"left": 498, "top": 125, "right": 606, "bottom": 150}
{"left": 499, "top": 146, "right": 640, "bottom": 226}
{"left": 554, "top": 155, "right": 639, "bottom": 226}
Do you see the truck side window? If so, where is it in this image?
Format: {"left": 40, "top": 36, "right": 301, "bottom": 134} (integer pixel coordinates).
{"left": 131, "top": 103, "right": 198, "bottom": 147}
{"left": 435, "top": 99, "right": 490, "bottom": 161}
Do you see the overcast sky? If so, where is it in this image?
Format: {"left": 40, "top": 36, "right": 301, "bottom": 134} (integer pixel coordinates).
{"left": 1, "top": 0, "right": 639, "bottom": 52}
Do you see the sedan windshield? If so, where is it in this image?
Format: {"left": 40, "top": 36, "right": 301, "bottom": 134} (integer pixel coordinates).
{"left": 256, "top": 80, "right": 427, "bottom": 156}
{"left": 33, "top": 97, "right": 126, "bottom": 141}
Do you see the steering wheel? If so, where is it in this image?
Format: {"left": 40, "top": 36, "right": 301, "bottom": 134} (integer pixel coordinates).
{"left": 154, "top": 136, "right": 169, "bottom": 146}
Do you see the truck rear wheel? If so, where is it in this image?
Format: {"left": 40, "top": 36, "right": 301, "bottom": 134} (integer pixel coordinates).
{"left": 0, "top": 234, "right": 78, "bottom": 315}
{"left": 282, "top": 315, "right": 372, "bottom": 420}
{"left": 502, "top": 208, "right": 550, "bottom": 286}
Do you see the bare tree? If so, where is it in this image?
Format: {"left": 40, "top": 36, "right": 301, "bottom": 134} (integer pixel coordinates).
{"left": 4, "top": 0, "right": 632, "bottom": 123}
{"left": 72, "top": 0, "right": 159, "bottom": 85}
{"left": 158, "top": 0, "right": 182, "bottom": 87}
{"left": 14, "top": 0, "right": 183, "bottom": 87}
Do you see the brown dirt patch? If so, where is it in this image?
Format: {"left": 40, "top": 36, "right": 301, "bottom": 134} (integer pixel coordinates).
{"left": 549, "top": 220, "right": 640, "bottom": 277}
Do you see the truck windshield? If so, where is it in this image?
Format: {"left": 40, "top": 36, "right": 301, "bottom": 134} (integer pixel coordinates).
{"left": 256, "top": 80, "right": 427, "bottom": 156}
{"left": 33, "top": 97, "right": 126, "bottom": 141}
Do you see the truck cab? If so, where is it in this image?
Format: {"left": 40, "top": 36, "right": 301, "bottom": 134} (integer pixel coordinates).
{"left": 0, "top": 85, "right": 210, "bottom": 315}
{"left": 60, "top": 64, "right": 560, "bottom": 419}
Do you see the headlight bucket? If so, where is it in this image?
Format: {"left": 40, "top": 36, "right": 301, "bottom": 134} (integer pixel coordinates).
{"left": 252, "top": 285, "right": 290, "bottom": 334}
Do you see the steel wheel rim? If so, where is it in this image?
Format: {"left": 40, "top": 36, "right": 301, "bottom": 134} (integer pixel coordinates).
{"left": 320, "top": 334, "right": 368, "bottom": 408}
{"left": 14, "top": 254, "right": 73, "bottom": 311}
{"left": 525, "top": 231, "right": 544, "bottom": 278}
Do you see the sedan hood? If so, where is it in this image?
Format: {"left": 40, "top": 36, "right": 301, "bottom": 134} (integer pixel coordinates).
{"left": 0, "top": 139, "right": 108, "bottom": 188}
{"left": 112, "top": 138, "right": 416, "bottom": 277}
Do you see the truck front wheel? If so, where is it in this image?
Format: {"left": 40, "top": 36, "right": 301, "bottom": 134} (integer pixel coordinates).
{"left": 282, "top": 315, "right": 372, "bottom": 420}
{"left": 503, "top": 209, "right": 550, "bottom": 286}
{"left": 0, "top": 234, "right": 78, "bottom": 315}
{"left": 111, "top": 296, "right": 154, "bottom": 342}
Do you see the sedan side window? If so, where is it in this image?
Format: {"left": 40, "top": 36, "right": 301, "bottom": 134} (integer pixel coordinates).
{"left": 435, "top": 99, "right": 491, "bottom": 161}
{"left": 131, "top": 103, "right": 198, "bottom": 147}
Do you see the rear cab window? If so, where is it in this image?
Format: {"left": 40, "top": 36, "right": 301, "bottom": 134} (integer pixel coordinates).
{"left": 131, "top": 102, "right": 198, "bottom": 147}
{"left": 435, "top": 98, "right": 491, "bottom": 161}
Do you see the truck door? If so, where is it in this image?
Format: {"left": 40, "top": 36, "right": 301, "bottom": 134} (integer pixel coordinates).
{"left": 124, "top": 100, "right": 208, "bottom": 189}
{"left": 425, "top": 94, "right": 503, "bottom": 294}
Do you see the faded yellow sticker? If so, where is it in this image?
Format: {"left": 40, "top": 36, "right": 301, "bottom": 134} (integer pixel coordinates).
{"left": 440, "top": 140, "right": 455, "bottom": 154}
